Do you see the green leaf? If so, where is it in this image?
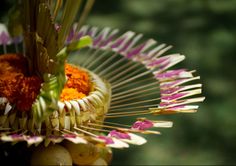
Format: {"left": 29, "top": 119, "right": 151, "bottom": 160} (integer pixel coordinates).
{"left": 7, "top": 4, "right": 23, "bottom": 38}
{"left": 67, "top": 35, "right": 92, "bottom": 51}
{"left": 58, "top": 0, "right": 82, "bottom": 49}
{"left": 32, "top": 74, "right": 61, "bottom": 122}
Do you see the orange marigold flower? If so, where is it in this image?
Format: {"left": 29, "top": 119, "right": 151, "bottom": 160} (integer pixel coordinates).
{"left": 0, "top": 54, "right": 42, "bottom": 112}
{"left": 60, "top": 88, "right": 86, "bottom": 101}
{"left": 16, "top": 76, "right": 42, "bottom": 111}
{"left": 64, "top": 64, "right": 90, "bottom": 95}
{"left": 60, "top": 64, "right": 90, "bottom": 101}
{"left": 0, "top": 73, "right": 23, "bottom": 104}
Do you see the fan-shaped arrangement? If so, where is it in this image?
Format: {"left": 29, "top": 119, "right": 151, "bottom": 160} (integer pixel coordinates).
{"left": 0, "top": 0, "right": 204, "bottom": 165}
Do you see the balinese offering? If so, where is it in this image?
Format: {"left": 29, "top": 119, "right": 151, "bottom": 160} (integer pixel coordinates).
{"left": 0, "top": 0, "right": 204, "bottom": 165}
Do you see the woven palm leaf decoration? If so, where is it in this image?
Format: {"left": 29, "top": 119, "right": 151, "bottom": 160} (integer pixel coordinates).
{"left": 0, "top": 0, "right": 204, "bottom": 165}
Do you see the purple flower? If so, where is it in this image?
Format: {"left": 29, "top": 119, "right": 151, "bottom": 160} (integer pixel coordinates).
{"left": 161, "top": 93, "right": 187, "bottom": 101}
{"left": 109, "top": 130, "right": 131, "bottom": 140}
{"left": 11, "top": 134, "right": 23, "bottom": 138}
{"left": 0, "top": 32, "right": 11, "bottom": 45}
{"left": 98, "top": 136, "right": 114, "bottom": 144}
{"left": 132, "top": 120, "right": 154, "bottom": 130}
{"left": 63, "top": 134, "right": 77, "bottom": 138}
{"left": 156, "top": 69, "right": 186, "bottom": 79}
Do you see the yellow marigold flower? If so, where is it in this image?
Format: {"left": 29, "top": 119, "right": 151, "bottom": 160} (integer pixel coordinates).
{"left": 60, "top": 88, "right": 86, "bottom": 102}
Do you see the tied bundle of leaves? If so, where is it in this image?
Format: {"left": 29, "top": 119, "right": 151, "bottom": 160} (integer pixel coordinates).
{"left": 9, "top": 0, "right": 94, "bottom": 121}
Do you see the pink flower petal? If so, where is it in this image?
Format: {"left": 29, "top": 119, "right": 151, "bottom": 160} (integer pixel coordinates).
{"left": 109, "top": 130, "right": 131, "bottom": 140}
{"left": 98, "top": 136, "right": 114, "bottom": 144}
{"left": 132, "top": 120, "right": 154, "bottom": 130}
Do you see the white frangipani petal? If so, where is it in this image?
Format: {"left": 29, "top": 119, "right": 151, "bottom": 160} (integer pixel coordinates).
{"left": 26, "top": 136, "right": 44, "bottom": 146}
{"left": 64, "top": 135, "right": 87, "bottom": 144}
{"left": 123, "top": 133, "right": 147, "bottom": 145}
{"left": 153, "top": 121, "right": 173, "bottom": 128}
{"left": 107, "top": 138, "right": 129, "bottom": 149}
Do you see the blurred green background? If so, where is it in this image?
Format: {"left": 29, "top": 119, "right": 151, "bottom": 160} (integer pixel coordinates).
{"left": 1, "top": 0, "right": 236, "bottom": 165}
